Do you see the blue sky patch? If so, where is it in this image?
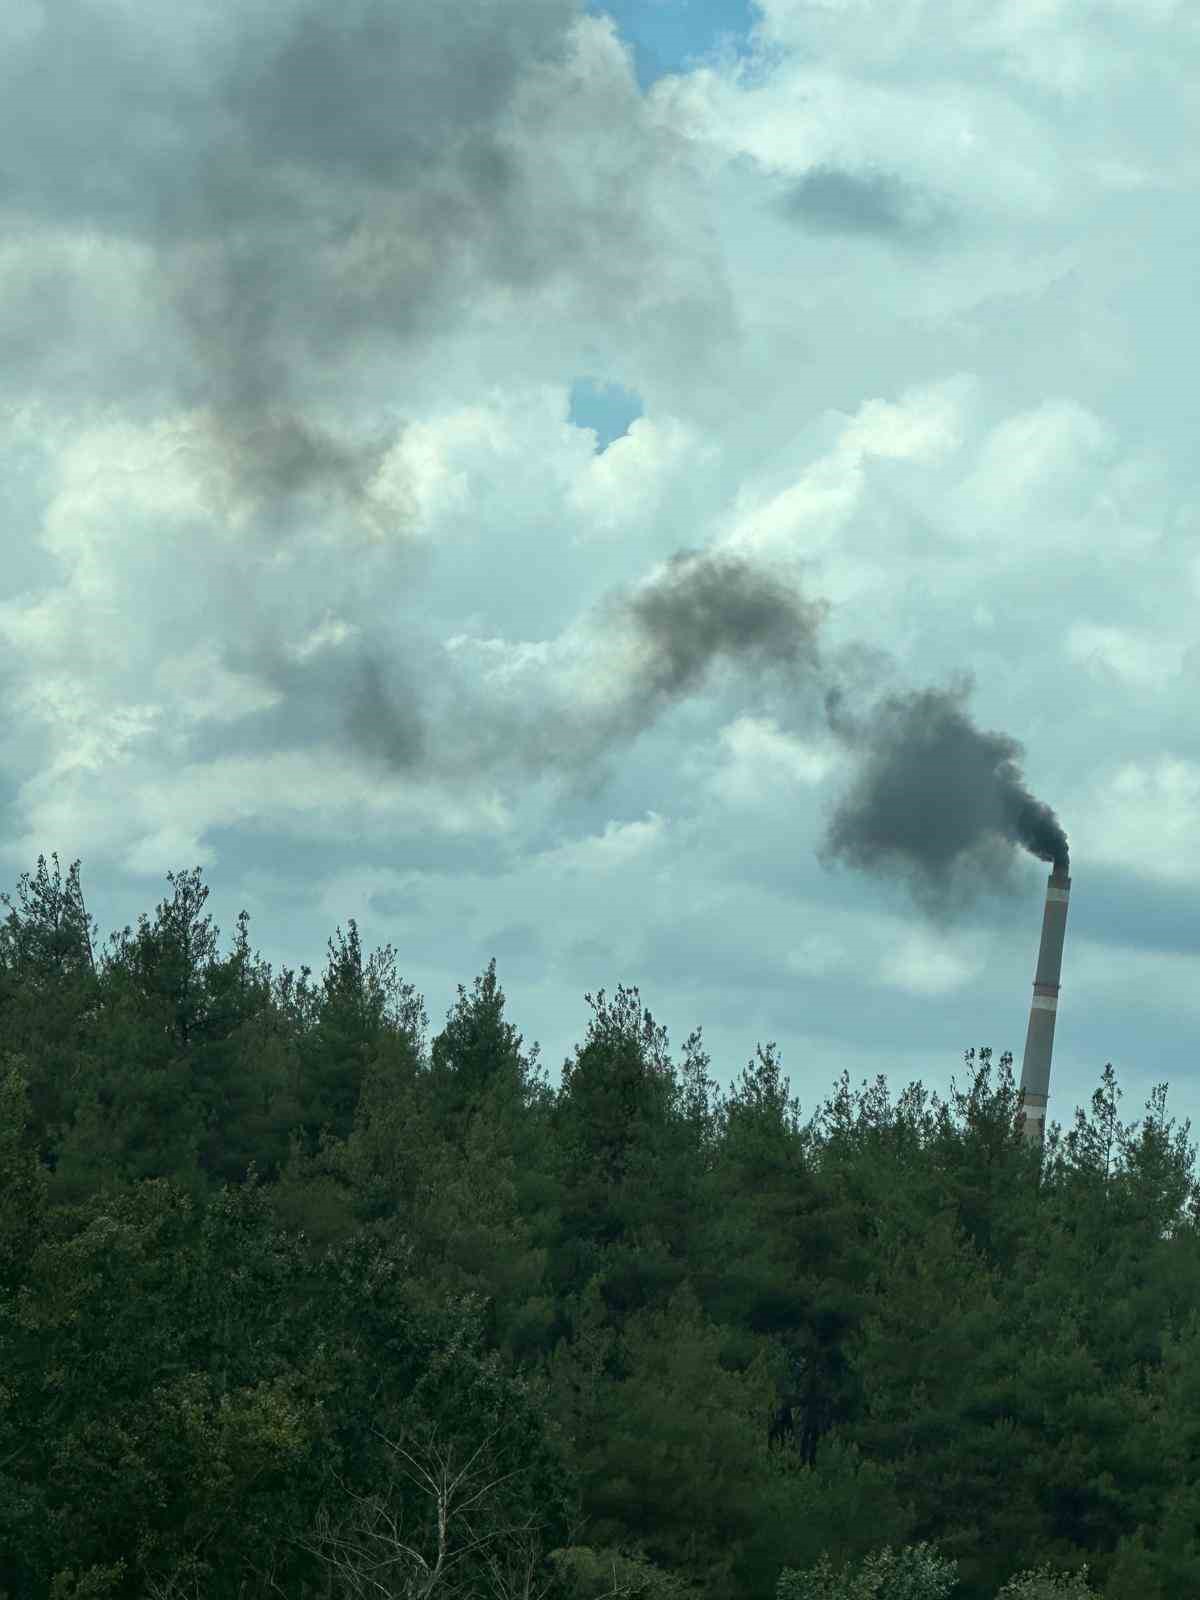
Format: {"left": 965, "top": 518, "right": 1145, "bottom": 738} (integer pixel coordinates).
{"left": 568, "top": 376, "right": 645, "bottom": 452}
{"left": 584, "top": 0, "right": 760, "bottom": 91}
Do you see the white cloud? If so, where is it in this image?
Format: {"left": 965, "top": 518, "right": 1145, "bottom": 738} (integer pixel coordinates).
{"left": 444, "top": 633, "right": 555, "bottom": 688}
{"left": 566, "top": 414, "right": 709, "bottom": 539}
{"left": 720, "top": 378, "right": 976, "bottom": 578}
{"left": 750, "top": 0, "right": 1186, "bottom": 99}
{"left": 838, "top": 376, "right": 975, "bottom": 462}
{"left": 651, "top": 53, "right": 1063, "bottom": 222}
{"left": 537, "top": 813, "right": 668, "bottom": 877}
{"left": 722, "top": 450, "right": 864, "bottom": 566}
{"left": 1072, "top": 758, "right": 1200, "bottom": 885}
{"left": 706, "top": 715, "right": 840, "bottom": 809}
{"left": 374, "top": 387, "right": 591, "bottom": 537}
{"left": 283, "top": 615, "right": 360, "bottom": 665}
{"left": 957, "top": 398, "right": 1112, "bottom": 515}
{"left": 878, "top": 926, "right": 983, "bottom": 997}
{"left": 41, "top": 414, "right": 217, "bottom": 555}
{"left": 1064, "top": 622, "right": 1184, "bottom": 694}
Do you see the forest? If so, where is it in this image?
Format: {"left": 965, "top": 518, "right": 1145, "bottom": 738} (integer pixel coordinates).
{"left": 2, "top": 852, "right": 1198, "bottom": 1600}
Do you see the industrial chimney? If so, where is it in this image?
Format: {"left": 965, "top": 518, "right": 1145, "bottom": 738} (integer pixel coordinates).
{"left": 1018, "top": 864, "right": 1071, "bottom": 1145}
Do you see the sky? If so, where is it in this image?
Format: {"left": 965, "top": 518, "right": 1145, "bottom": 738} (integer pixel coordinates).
{"left": 2, "top": 0, "right": 1199, "bottom": 1146}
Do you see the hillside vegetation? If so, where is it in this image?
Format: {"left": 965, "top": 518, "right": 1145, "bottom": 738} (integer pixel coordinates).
{"left": 2, "top": 854, "right": 1197, "bottom": 1600}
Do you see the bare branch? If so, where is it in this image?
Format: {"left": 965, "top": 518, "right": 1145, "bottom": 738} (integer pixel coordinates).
{"left": 293, "top": 1422, "right": 552, "bottom": 1600}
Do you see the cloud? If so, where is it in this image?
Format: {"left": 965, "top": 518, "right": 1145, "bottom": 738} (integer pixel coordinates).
{"left": 565, "top": 412, "right": 707, "bottom": 538}
{"left": 838, "top": 378, "right": 975, "bottom": 462}
{"left": 5, "top": 372, "right": 1079, "bottom": 922}
{"left": 878, "top": 925, "right": 982, "bottom": 998}
{"left": 1064, "top": 622, "right": 1184, "bottom": 694}
{"left": 441, "top": 540, "right": 1071, "bottom": 913}
{"left": 1073, "top": 758, "right": 1200, "bottom": 887}
{"left": 538, "top": 812, "right": 668, "bottom": 876}
{"left": 958, "top": 398, "right": 1113, "bottom": 513}
{"left": 706, "top": 715, "right": 840, "bottom": 810}
{"left": 775, "top": 163, "right": 955, "bottom": 246}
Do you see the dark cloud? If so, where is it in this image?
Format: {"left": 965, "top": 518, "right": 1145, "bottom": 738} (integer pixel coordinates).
{"left": 225, "top": 549, "right": 828, "bottom": 793}
{"left": 157, "top": 0, "right": 578, "bottom": 511}
{"left": 775, "top": 164, "right": 954, "bottom": 245}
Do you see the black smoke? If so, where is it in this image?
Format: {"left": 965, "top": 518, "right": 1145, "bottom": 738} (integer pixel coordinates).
{"left": 820, "top": 675, "right": 1069, "bottom": 916}
{"left": 204, "top": 536, "right": 1067, "bottom": 920}
{"left": 0, "top": 0, "right": 1069, "bottom": 923}
{"left": 618, "top": 547, "right": 828, "bottom": 709}
{"left": 606, "top": 549, "right": 1068, "bottom": 916}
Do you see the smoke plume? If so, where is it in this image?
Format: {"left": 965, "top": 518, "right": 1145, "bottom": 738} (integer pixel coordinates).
{"left": 820, "top": 675, "right": 1069, "bottom": 915}
{"left": 211, "top": 535, "right": 1066, "bottom": 920}
{"left": 3, "top": 3, "right": 1068, "bottom": 915}
{"left": 603, "top": 548, "right": 1068, "bottom": 916}
{"left": 616, "top": 547, "right": 829, "bottom": 710}
{"left": 1, "top": 0, "right": 735, "bottom": 523}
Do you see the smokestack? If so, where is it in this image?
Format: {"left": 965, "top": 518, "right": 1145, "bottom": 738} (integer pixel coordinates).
{"left": 1018, "top": 863, "right": 1071, "bottom": 1145}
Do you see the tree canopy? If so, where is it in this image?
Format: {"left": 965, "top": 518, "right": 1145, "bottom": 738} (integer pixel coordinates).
{"left": 1, "top": 854, "right": 1196, "bottom": 1600}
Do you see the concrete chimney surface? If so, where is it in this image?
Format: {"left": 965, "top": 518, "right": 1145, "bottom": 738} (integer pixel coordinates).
{"left": 1019, "top": 869, "right": 1071, "bottom": 1143}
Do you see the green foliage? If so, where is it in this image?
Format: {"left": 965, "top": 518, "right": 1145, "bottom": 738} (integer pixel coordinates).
{"left": 548, "top": 1542, "right": 695, "bottom": 1600}
{"left": 428, "top": 955, "right": 549, "bottom": 1141}
{"left": 4, "top": 852, "right": 1200, "bottom": 1600}
{"left": 289, "top": 917, "right": 412, "bottom": 1154}
{"left": 993, "top": 1562, "right": 1095, "bottom": 1597}
{"left": 45, "top": 1562, "right": 128, "bottom": 1599}
{"left": 0, "top": 854, "right": 99, "bottom": 996}
{"left": 0, "top": 854, "right": 103, "bottom": 1170}
{"left": 752, "top": 1435, "right": 916, "bottom": 1588}
{"left": 554, "top": 986, "right": 677, "bottom": 1216}
{"left": 549, "top": 988, "right": 716, "bottom": 1330}
{"left": 922, "top": 1049, "right": 1044, "bottom": 1271}
{"left": 0, "top": 1057, "right": 50, "bottom": 1284}
{"left": 549, "top": 1279, "right": 783, "bottom": 1600}
{"left": 778, "top": 1541, "right": 958, "bottom": 1600}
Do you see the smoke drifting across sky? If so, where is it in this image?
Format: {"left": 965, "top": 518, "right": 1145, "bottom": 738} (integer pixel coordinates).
{"left": 0, "top": 0, "right": 1069, "bottom": 913}
{"left": 1, "top": 0, "right": 715, "bottom": 520}
{"left": 18, "top": 0, "right": 1200, "bottom": 1123}
{"left": 595, "top": 548, "right": 1069, "bottom": 917}
{"left": 279, "top": 541, "right": 1067, "bottom": 920}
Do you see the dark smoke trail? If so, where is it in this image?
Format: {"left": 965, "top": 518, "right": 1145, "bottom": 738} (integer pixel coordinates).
{"left": 5, "top": 0, "right": 725, "bottom": 521}
{"left": 619, "top": 547, "right": 829, "bottom": 707}
{"left": 607, "top": 551, "right": 1068, "bottom": 916}
{"left": 210, "top": 537, "right": 1068, "bottom": 923}
{"left": 448, "top": 548, "right": 832, "bottom": 787}
{"left": 818, "top": 673, "right": 1069, "bottom": 915}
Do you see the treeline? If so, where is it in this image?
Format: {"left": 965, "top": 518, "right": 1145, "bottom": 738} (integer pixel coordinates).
{"left": 1, "top": 852, "right": 1198, "bottom": 1600}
